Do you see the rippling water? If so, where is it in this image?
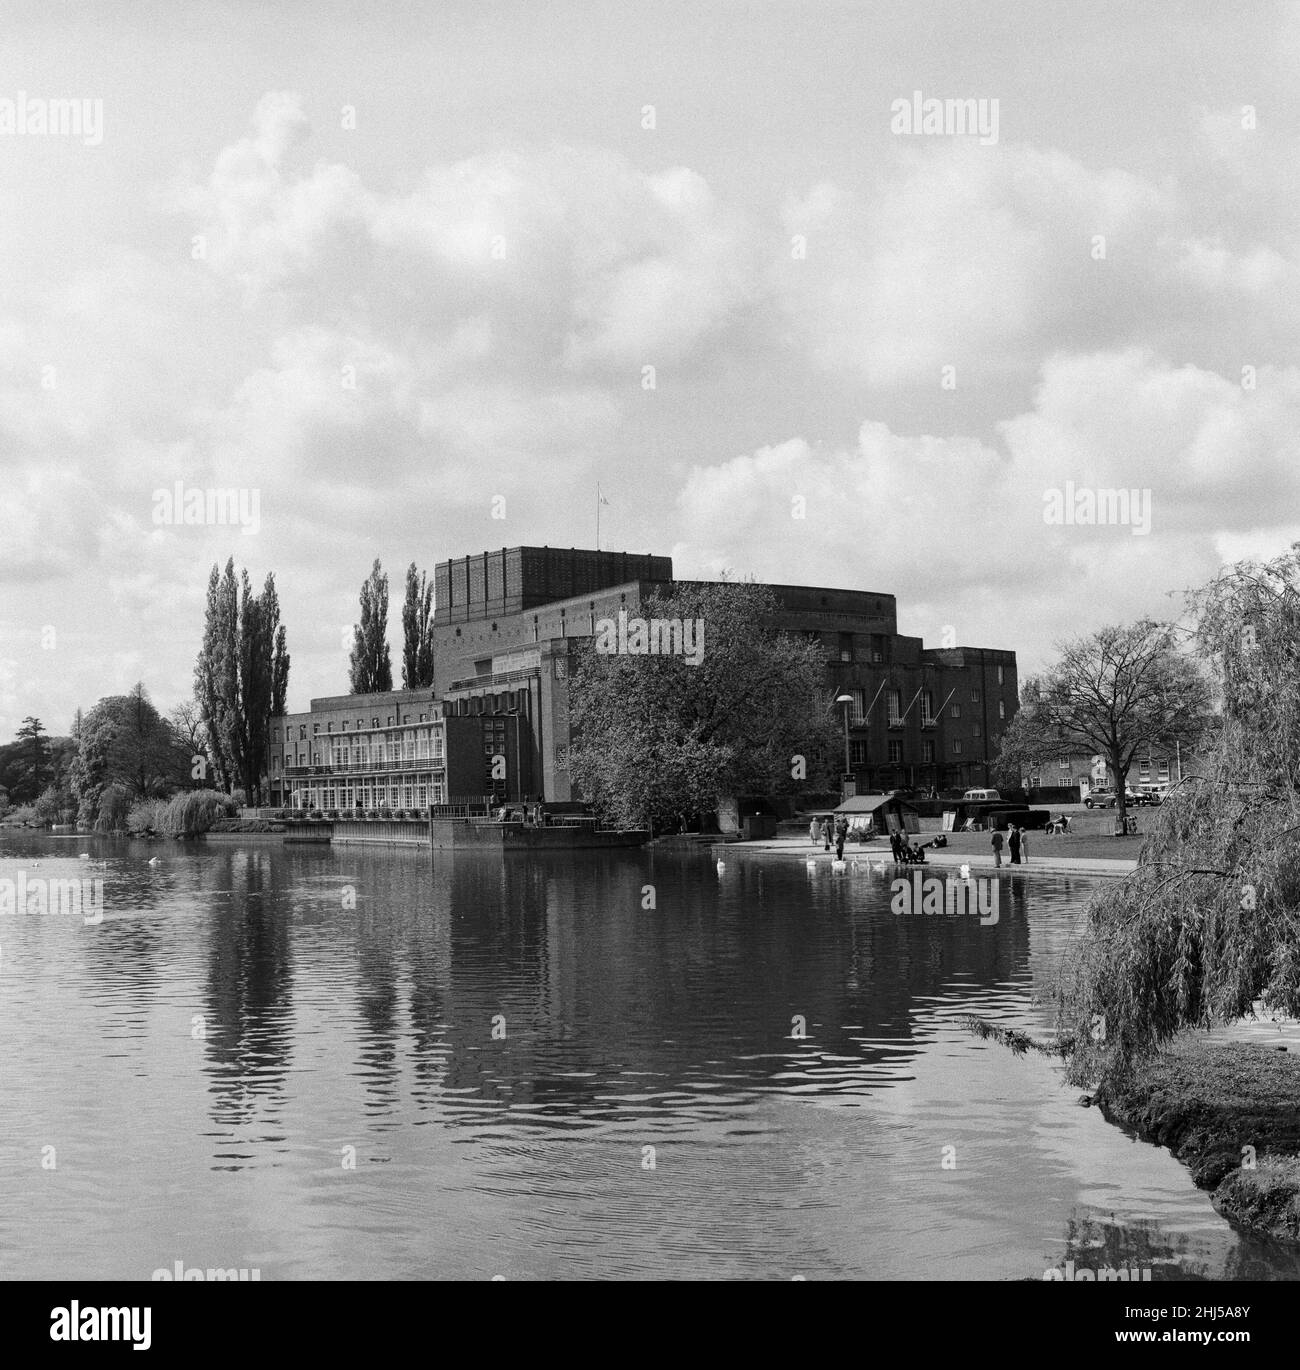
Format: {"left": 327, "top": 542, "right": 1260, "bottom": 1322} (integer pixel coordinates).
{"left": 0, "top": 832, "right": 1295, "bottom": 1281}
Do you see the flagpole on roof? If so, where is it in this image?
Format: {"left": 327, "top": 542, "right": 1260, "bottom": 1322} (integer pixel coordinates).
{"left": 597, "top": 483, "right": 601, "bottom": 550}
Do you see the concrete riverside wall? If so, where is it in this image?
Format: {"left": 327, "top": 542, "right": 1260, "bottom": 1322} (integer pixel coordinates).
{"left": 430, "top": 819, "right": 648, "bottom": 851}
{"left": 331, "top": 819, "right": 430, "bottom": 847}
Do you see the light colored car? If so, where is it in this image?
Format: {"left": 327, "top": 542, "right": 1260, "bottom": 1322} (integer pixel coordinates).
{"left": 962, "top": 788, "right": 1002, "bottom": 802}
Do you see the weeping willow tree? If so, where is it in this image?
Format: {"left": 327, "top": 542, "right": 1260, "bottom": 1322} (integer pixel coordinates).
{"left": 93, "top": 782, "right": 133, "bottom": 833}
{"left": 1056, "top": 546, "right": 1300, "bottom": 1088}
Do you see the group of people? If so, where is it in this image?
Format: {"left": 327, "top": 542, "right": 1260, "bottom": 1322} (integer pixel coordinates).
{"left": 990, "top": 826, "right": 1029, "bottom": 865}
{"left": 890, "top": 829, "right": 930, "bottom": 864}
{"left": 810, "top": 813, "right": 851, "bottom": 859}
{"left": 802, "top": 813, "right": 958, "bottom": 865}
{"left": 496, "top": 803, "right": 546, "bottom": 825}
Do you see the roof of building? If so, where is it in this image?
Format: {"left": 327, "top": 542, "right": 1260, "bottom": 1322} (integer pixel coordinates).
{"left": 834, "top": 794, "right": 917, "bottom": 813}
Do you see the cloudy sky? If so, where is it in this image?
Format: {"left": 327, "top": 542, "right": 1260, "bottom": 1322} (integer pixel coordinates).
{"left": 2, "top": 0, "right": 1298, "bottom": 736}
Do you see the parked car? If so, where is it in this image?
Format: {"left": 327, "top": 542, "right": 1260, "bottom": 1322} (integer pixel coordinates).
{"left": 1136, "top": 783, "right": 1170, "bottom": 804}
{"left": 963, "top": 788, "right": 1002, "bottom": 802}
{"left": 1086, "top": 787, "right": 1148, "bottom": 808}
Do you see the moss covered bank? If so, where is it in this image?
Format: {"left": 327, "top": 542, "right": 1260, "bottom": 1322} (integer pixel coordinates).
{"left": 1098, "top": 1037, "right": 1300, "bottom": 1244}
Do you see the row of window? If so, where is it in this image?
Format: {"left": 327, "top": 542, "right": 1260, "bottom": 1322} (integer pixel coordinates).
{"left": 1047, "top": 756, "right": 1174, "bottom": 772}
{"left": 447, "top": 689, "right": 528, "bottom": 715}
{"left": 844, "top": 688, "right": 1007, "bottom": 725}
{"left": 274, "top": 711, "right": 436, "bottom": 744}
{"left": 289, "top": 780, "right": 447, "bottom": 809}
{"left": 275, "top": 745, "right": 445, "bottom": 768}
{"left": 850, "top": 740, "right": 964, "bottom": 764}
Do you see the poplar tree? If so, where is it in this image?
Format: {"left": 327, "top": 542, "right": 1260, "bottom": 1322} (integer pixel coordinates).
{"left": 193, "top": 561, "right": 291, "bottom": 804}
{"left": 195, "top": 565, "right": 232, "bottom": 790}
{"left": 401, "top": 563, "right": 435, "bottom": 689}
{"left": 350, "top": 559, "right": 393, "bottom": 694}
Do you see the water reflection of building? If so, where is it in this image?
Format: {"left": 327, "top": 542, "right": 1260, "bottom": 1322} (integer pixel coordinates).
{"left": 270, "top": 545, "right": 1019, "bottom": 808}
{"left": 423, "top": 857, "right": 1034, "bottom": 1116}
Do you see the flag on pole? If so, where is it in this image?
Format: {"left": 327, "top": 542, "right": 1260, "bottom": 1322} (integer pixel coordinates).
{"left": 599, "top": 494, "right": 610, "bottom": 506}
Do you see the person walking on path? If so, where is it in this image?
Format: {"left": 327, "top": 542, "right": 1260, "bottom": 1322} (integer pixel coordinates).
{"left": 1008, "top": 826, "right": 1022, "bottom": 864}
{"left": 821, "top": 816, "right": 834, "bottom": 851}
{"left": 834, "top": 815, "right": 848, "bottom": 860}
{"left": 1018, "top": 827, "right": 1029, "bottom": 864}
{"left": 990, "top": 829, "right": 1004, "bottom": 867}
{"left": 809, "top": 815, "right": 820, "bottom": 848}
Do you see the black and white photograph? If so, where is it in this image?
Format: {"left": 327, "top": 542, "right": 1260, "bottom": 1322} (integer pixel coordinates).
{"left": 1, "top": 0, "right": 1297, "bottom": 1339}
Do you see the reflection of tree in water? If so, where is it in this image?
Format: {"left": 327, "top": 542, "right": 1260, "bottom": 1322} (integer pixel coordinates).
{"left": 1218, "top": 1226, "right": 1300, "bottom": 1280}
{"left": 202, "top": 848, "right": 293, "bottom": 1132}
{"left": 1049, "top": 1205, "right": 1300, "bottom": 1281}
{"left": 79, "top": 840, "right": 227, "bottom": 1037}
{"left": 404, "top": 856, "right": 451, "bottom": 1108}
{"left": 354, "top": 896, "right": 401, "bottom": 1123}
{"left": 423, "top": 855, "right": 555, "bottom": 1115}
{"left": 1053, "top": 1210, "right": 1210, "bottom": 1281}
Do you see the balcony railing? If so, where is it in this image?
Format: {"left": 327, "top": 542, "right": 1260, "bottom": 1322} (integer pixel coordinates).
{"left": 284, "top": 758, "right": 445, "bottom": 776}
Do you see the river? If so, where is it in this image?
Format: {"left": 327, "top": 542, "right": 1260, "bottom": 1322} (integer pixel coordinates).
{"left": 1, "top": 832, "right": 1295, "bottom": 1280}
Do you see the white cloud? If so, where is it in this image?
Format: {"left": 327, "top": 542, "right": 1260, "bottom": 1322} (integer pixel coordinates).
{"left": 673, "top": 351, "right": 1300, "bottom": 672}
{"left": 777, "top": 142, "right": 1168, "bottom": 386}
{"left": 4, "top": 64, "right": 1300, "bottom": 724}
{"left": 180, "top": 105, "right": 758, "bottom": 372}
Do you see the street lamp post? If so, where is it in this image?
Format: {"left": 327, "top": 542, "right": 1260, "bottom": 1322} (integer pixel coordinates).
{"left": 836, "top": 694, "right": 854, "bottom": 802}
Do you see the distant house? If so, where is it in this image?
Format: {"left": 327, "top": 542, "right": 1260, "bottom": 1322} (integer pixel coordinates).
{"left": 1022, "top": 751, "right": 1186, "bottom": 796}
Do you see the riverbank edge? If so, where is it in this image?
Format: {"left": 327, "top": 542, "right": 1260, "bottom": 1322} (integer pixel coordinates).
{"left": 710, "top": 838, "right": 1136, "bottom": 879}
{"left": 1096, "top": 1037, "right": 1300, "bottom": 1245}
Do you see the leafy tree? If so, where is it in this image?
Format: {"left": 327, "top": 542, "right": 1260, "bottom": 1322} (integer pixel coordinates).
{"left": 160, "top": 789, "right": 236, "bottom": 837}
{"left": 193, "top": 561, "right": 290, "bottom": 804}
{"left": 94, "top": 782, "right": 132, "bottom": 834}
{"left": 34, "top": 784, "right": 66, "bottom": 824}
{"left": 1055, "top": 549, "right": 1300, "bottom": 1087}
{"left": 8, "top": 717, "right": 51, "bottom": 801}
{"left": 169, "top": 699, "right": 210, "bottom": 781}
{"left": 995, "top": 621, "right": 1211, "bottom": 827}
{"left": 568, "top": 581, "right": 837, "bottom": 833}
{"left": 195, "top": 565, "right": 232, "bottom": 790}
{"left": 350, "top": 558, "right": 392, "bottom": 693}
{"left": 401, "top": 563, "right": 435, "bottom": 689}
{"left": 69, "top": 685, "right": 191, "bottom": 824}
